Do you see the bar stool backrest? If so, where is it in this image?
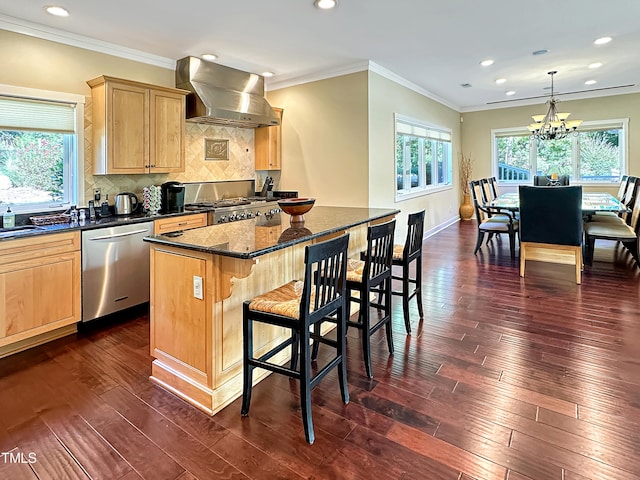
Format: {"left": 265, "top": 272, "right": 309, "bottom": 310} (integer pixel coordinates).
{"left": 403, "top": 210, "right": 425, "bottom": 262}
{"left": 364, "top": 220, "right": 396, "bottom": 285}
{"left": 302, "top": 234, "right": 349, "bottom": 320}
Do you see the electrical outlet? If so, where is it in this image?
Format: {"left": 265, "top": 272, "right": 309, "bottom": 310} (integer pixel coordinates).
{"left": 94, "top": 188, "right": 101, "bottom": 202}
{"left": 193, "top": 275, "right": 203, "bottom": 300}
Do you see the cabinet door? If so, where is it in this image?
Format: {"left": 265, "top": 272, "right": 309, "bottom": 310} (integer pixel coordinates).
{"left": 106, "top": 82, "right": 149, "bottom": 174}
{"left": 0, "top": 251, "right": 80, "bottom": 339}
{"left": 255, "top": 107, "right": 283, "bottom": 170}
{"left": 150, "top": 90, "right": 186, "bottom": 173}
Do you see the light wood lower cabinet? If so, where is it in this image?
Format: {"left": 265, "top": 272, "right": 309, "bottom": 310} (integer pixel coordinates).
{"left": 154, "top": 213, "right": 207, "bottom": 235}
{"left": 0, "top": 232, "right": 81, "bottom": 355}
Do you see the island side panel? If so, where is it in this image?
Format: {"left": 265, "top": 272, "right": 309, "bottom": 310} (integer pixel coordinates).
{"left": 150, "top": 245, "right": 215, "bottom": 413}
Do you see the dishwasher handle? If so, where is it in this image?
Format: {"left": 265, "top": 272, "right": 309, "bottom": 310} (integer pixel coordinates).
{"left": 88, "top": 228, "right": 150, "bottom": 241}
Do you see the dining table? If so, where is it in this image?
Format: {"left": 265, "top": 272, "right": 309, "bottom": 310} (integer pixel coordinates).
{"left": 488, "top": 191, "right": 629, "bottom": 215}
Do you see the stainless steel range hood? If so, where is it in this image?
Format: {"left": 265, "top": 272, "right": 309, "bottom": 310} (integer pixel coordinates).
{"left": 175, "top": 56, "right": 280, "bottom": 128}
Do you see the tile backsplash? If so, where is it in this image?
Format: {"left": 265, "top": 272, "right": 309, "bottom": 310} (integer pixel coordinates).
{"left": 83, "top": 97, "right": 260, "bottom": 205}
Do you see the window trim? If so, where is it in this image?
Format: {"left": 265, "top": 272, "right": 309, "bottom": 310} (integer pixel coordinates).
{"left": 0, "top": 83, "right": 85, "bottom": 213}
{"left": 395, "top": 113, "right": 453, "bottom": 201}
{"left": 491, "top": 118, "right": 628, "bottom": 186}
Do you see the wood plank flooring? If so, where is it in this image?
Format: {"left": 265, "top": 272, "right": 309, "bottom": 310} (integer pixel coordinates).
{"left": 1, "top": 220, "right": 639, "bottom": 480}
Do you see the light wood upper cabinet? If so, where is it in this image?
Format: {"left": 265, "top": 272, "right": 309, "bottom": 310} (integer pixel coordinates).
{"left": 0, "top": 232, "right": 81, "bottom": 348}
{"left": 88, "top": 76, "right": 188, "bottom": 174}
{"left": 255, "top": 107, "right": 283, "bottom": 170}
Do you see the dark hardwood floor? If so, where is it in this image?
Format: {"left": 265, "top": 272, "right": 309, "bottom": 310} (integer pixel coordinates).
{"left": 1, "top": 220, "right": 639, "bottom": 480}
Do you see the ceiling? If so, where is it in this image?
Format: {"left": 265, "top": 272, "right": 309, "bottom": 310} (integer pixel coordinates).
{"left": 2, "top": 0, "right": 640, "bottom": 111}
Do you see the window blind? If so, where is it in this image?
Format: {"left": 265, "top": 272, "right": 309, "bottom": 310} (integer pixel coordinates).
{"left": 396, "top": 121, "right": 451, "bottom": 141}
{"left": 0, "top": 95, "right": 76, "bottom": 133}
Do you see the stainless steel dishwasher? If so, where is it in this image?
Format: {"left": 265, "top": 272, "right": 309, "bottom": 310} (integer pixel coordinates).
{"left": 81, "top": 221, "right": 154, "bottom": 322}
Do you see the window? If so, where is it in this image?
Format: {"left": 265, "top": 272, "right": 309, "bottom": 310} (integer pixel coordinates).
{"left": 396, "top": 114, "right": 452, "bottom": 198}
{"left": 0, "top": 87, "right": 84, "bottom": 212}
{"left": 493, "top": 119, "right": 627, "bottom": 184}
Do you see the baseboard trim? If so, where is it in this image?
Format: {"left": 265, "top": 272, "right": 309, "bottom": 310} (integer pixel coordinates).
{"left": 424, "top": 215, "right": 461, "bottom": 240}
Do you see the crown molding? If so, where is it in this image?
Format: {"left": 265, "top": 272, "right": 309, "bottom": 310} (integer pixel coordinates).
{"left": 266, "top": 61, "right": 371, "bottom": 91}
{"left": 0, "top": 14, "right": 176, "bottom": 70}
{"left": 267, "top": 59, "right": 462, "bottom": 112}
{"left": 367, "top": 61, "right": 460, "bottom": 111}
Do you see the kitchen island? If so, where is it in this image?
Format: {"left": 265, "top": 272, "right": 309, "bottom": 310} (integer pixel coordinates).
{"left": 144, "top": 206, "right": 399, "bottom": 415}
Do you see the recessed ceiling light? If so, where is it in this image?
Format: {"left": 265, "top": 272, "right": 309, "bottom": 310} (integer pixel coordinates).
{"left": 480, "top": 59, "right": 494, "bottom": 67}
{"left": 202, "top": 54, "right": 218, "bottom": 62}
{"left": 588, "top": 62, "right": 603, "bottom": 69}
{"left": 314, "top": 0, "right": 337, "bottom": 9}
{"left": 262, "top": 71, "right": 274, "bottom": 78}
{"left": 594, "top": 36, "right": 612, "bottom": 45}
{"left": 505, "top": 90, "right": 516, "bottom": 96}
{"left": 585, "top": 80, "right": 597, "bottom": 85}
{"left": 532, "top": 49, "right": 550, "bottom": 56}
{"left": 495, "top": 78, "right": 507, "bottom": 85}
{"left": 44, "top": 5, "right": 69, "bottom": 17}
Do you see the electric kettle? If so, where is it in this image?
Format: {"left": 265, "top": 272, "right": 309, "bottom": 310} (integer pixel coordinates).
{"left": 114, "top": 192, "right": 139, "bottom": 215}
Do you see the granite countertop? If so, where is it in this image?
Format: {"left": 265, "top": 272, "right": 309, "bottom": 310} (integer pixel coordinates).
{"left": 144, "top": 206, "right": 400, "bottom": 259}
{"left": 0, "top": 209, "right": 207, "bottom": 242}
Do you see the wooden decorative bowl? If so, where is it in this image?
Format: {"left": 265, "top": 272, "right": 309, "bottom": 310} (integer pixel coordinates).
{"left": 277, "top": 198, "right": 316, "bottom": 223}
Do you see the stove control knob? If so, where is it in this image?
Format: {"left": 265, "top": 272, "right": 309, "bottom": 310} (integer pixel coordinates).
{"left": 218, "top": 215, "right": 227, "bottom": 223}
{"left": 228, "top": 214, "right": 237, "bottom": 222}
{"left": 238, "top": 212, "right": 246, "bottom": 220}
{"left": 246, "top": 211, "right": 255, "bottom": 219}
{"left": 269, "top": 209, "right": 277, "bottom": 215}
{"left": 255, "top": 211, "right": 262, "bottom": 216}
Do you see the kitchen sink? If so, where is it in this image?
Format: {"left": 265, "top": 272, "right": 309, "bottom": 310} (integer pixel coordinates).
{"left": 0, "top": 225, "right": 45, "bottom": 238}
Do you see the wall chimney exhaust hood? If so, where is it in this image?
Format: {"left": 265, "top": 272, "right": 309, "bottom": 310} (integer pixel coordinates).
{"left": 175, "top": 56, "right": 280, "bottom": 128}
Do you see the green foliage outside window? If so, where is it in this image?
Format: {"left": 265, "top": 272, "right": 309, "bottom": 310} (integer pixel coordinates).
{"left": 0, "top": 130, "right": 65, "bottom": 202}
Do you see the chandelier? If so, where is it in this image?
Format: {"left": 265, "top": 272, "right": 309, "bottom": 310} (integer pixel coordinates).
{"left": 528, "top": 71, "right": 582, "bottom": 140}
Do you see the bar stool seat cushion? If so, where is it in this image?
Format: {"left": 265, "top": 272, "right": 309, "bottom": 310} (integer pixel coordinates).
{"left": 392, "top": 244, "right": 404, "bottom": 261}
{"left": 248, "top": 280, "right": 316, "bottom": 319}
{"left": 346, "top": 259, "right": 365, "bottom": 282}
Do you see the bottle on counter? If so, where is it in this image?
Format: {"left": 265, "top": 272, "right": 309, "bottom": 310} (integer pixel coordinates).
{"left": 2, "top": 206, "right": 15, "bottom": 228}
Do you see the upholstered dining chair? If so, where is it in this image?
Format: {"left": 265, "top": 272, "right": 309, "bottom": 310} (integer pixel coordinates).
{"left": 470, "top": 180, "right": 519, "bottom": 259}
{"left": 584, "top": 187, "right": 640, "bottom": 268}
{"left": 590, "top": 176, "right": 638, "bottom": 225}
{"left": 519, "top": 185, "right": 583, "bottom": 283}
{"left": 390, "top": 210, "right": 425, "bottom": 334}
{"left": 533, "top": 175, "right": 570, "bottom": 186}
{"left": 241, "top": 234, "right": 350, "bottom": 444}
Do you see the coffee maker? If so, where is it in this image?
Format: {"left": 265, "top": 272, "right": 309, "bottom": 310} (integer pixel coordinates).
{"left": 161, "top": 181, "right": 185, "bottom": 213}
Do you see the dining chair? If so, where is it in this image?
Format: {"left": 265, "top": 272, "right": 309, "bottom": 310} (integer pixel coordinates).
{"left": 590, "top": 176, "right": 638, "bottom": 225}
{"left": 533, "top": 175, "right": 570, "bottom": 186}
{"left": 584, "top": 188, "right": 640, "bottom": 268}
{"left": 481, "top": 178, "right": 497, "bottom": 203}
{"left": 241, "top": 234, "right": 350, "bottom": 445}
{"left": 390, "top": 210, "right": 425, "bottom": 334}
{"left": 470, "top": 180, "right": 519, "bottom": 259}
{"left": 313, "top": 220, "right": 395, "bottom": 379}
{"left": 519, "top": 185, "right": 583, "bottom": 283}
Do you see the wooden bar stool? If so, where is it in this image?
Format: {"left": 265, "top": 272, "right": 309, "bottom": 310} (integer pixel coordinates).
{"left": 391, "top": 210, "right": 425, "bottom": 334}
{"left": 241, "top": 234, "right": 350, "bottom": 445}
{"left": 315, "top": 220, "right": 395, "bottom": 379}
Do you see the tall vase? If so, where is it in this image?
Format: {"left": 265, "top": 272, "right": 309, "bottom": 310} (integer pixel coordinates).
{"left": 459, "top": 193, "right": 474, "bottom": 221}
